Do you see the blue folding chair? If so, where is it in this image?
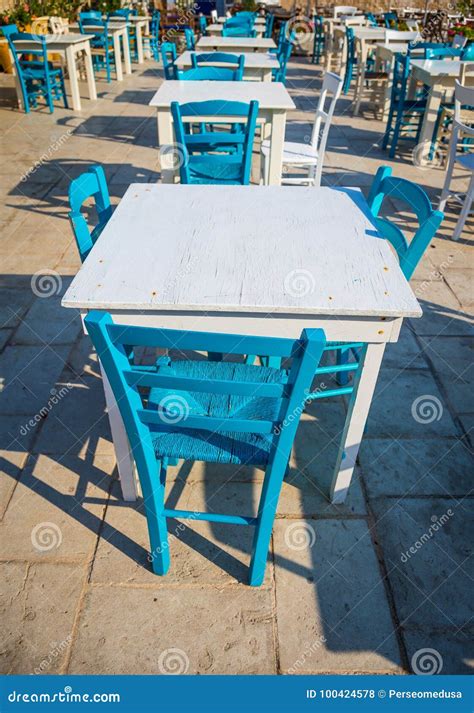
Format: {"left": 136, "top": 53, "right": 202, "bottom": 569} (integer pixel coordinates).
{"left": 3, "top": 27, "right": 68, "bottom": 113}
{"left": 85, "top": 311, "right": 326, "bottom": 586}
{"left": 161, "top": 42, "right": 178, "bottom": 79}
{"left": 180, "top": 52, "right": 245, "bottom": 80}
{"left": 184, "top": 27, "right": 196, "bottom": 50}
{"left": 68, "top": 165, "right": 112, "bottom": 262}
{"left": 79, "top": 13, "right": 116, "bottom": 82}
{"left": 170, "top": 99, "right": 259, "bottom": 184}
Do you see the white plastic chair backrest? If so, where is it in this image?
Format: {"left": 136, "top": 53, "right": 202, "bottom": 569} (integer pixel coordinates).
{"left": 453, "top": 80, "right": 474, "bottom": 132}
{"left": 211, "top": 9, "right": 218, "bottom": 22}
{"left": 452, "top": 33, "right": 467, "bottom": 49}
{"left": 384, "top": 29, "right": 420, "bottom": 43}
{"left": 311, "top": 71, "right": 343, "bottom": 185}
{"left": 333, "top": 6, "right": 358, "bottom": 18}
{"left": 49, "top": 16, "right": 68, "bottom": 34}
{"left": 459, "top": 62, "right": 474, "bottom": 84}
{"left": 343, "top": 15, "right": 366, "bottom": 26}
{"left": 405, "top": 19, "right": 419, "bottom": 31}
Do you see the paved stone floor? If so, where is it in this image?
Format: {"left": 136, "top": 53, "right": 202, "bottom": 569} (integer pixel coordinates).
{"left": 0, "top": 54, "right": 472, "bottom": 676}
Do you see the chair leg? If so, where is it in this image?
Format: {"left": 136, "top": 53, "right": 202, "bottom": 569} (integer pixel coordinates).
{"left": 144, "top": 459, "right": 170, "bottom": 575}
{"left": 452, "top": 171, "right": 474, "bottom": 241}
{"left": 439, "top": 132, "right": 458, "bottom": 211}
{"left": 336, "top": 348, "right": 350, "bottom": 386}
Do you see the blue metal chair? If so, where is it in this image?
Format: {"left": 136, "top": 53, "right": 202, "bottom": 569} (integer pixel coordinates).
{"left": 312, "top": 15, "right": 325, "bottom": 64}
{"left": 264, "top": 12, "right": 275, "bottom": 39}
{"left": 382, "top": 53, "right": 428, "bottom": 158}
{"left": 273, "top": 37, "right": 294, "bottom": 84}
{"left": 149, "top": 10, "right": 161, "bottom": 61}
{"left": 85, "top": 311, "right": 326, "bottom": 585}
{"left": 79, "top": 13, "right": 115, "bottom": 82}
{"left": 161, "top": 42, "right": 178, "bottom": 79}
{"left": 184, "top": 27, "right": 196, "bottom": 50}
{"left": 170, "top": 99, "right": 259, "bottom": 185}
{"left": 68, "top": 165, "right": 112, "bottom": 262}
{"left": 3, "top": 27, "right": 68, "bottom": 113}
{"left": 180, "top": 52, "right": 244, "bottom": 80}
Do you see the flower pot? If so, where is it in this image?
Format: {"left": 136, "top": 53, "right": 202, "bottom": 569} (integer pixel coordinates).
{"left": 0, "top": 38, "right": 13, "bottom": 73}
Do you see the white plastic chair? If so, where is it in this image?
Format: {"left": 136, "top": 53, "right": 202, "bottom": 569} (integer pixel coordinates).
{"left": 439, "top": 81, "right": 474, "bottom": 241}
{"left": 261, "top": 71, "right": 343, "bottom": 186}
{"left": 333, "top": 5, "right": 358, "bottom": 18}
{"left": 211, "top": 9, "right": 218, "bottom": 23}
{"left": 384, "top": 30, "right": 420, "bottom": 43}
{"left": 405, "top": 18, "right": 420, "bottom": 31}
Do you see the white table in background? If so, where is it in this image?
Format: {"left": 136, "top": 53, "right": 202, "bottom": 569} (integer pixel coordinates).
{"left": 197, "top": 36, "right": 276, "bottom": 53}
{"left": 410, "top": 60, "right": 472, "bottom": 163}
{"left": 62, "top": 184, "right": 421, "bottom": 504}
{"left": 70, "top": 22, "right": 132, "bottom": 80}
{"left": 12, "top": 34, "right": 96, "bottom": 111}
{"left": 149, "top": 80, "right": 295, "bottom": 184}
{"left": 176, "top": 50, "right": 279, "bottom": 81}
{"left": 207, "top": 22, "right": 265, "bottom": 37}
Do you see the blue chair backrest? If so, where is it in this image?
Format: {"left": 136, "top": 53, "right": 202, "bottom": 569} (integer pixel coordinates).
{"left": 190, "top": 52, "right": 245, "bottom": 80}
{"left": 367, "top": 166, "right": 444, "bottom": 280}
{"left": 275, "top": 37, "right": 294, "bottom": 82}
{"left": 264, "top": 13, "right": 275, "bottom": 38}
{"left": 346, "top": 26, "right": 355, "bottom": 61}
{"left": 79, "top": 13, "right": 108, "bottom": 34}
{"left": 198, "top": 15, "right": 207, "bottom": 34}
{"left": 1, "top": 23, "right": 18, "bottom": 45}
{"left": 425, "top": 46, "right": 463, "bottom": 59}
{"left": 462, "top": 42, "right": 474, "bottom": 60}
{"left": 109, "top": 8, "right": 131, "bottom": 19}
{"left": 68, "top": 165, "right": 112, "bottom": 262}
{"left": 6, "top": 30, "right": 48, "bottom": 63}
{"left": 170, "top": 99, "right": 259, "bottom": 185}
{"left": 84, "top": 311, "right": 326, "bottom": 501}
{"left": 384, "top": 12, "right": 398, "bottom": 28}
{"left": 161, "top": 41, "right": 178, "bottom": 79}
{"left": 365, "top": 12, "right": 377, "bottom": 26}
{"left": 184, "top": 27, "right": 195, "bottom": 50}
{"left": 390, "top": 52, "right": 411, "bottom": 107}
{"left": 80, "top": 10, "right": 101, "bottom": 20}
{"left": 313, "top": 14, "right": 324, "bottom": 34}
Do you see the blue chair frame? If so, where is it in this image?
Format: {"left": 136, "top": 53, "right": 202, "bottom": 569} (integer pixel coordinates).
{"left": 149, "top": 10, "right": 161, "bottom": 61}
{"left": 79, "top": 13, "right": 115, "bottom": 82}
{"left": 264, "top": 12, "right": 275, "bottom": 39}
{"left": 68, "top": 165, "right": 112, "bottom": 262}
{"left": 180, "top": 53, "right": 245, "bottom": 81}
{"left": 85, "top": 311, "right": 326, "bottom": 586}
{"left": 191, "top": 52, "right": 245, "bottom": 80}
{"left": 273, "top": 37, "right": 294, "bottom": 84}
{"left": 170, "top": 99, "right": 259, "bottom": 185}
{"left": 161, "top": 41, "right": 178, "bottom": 79}
{"left": 312, "top": 15, "right": 325, "bottom": 64}
{"left": 198, "top": 15, "right": 207, "bottom": 36}
{"left": 184, "top": 27, "right": 196, "bottom": 51}
{"left": 384, "top": 12, "right": 398, "bottom": 29}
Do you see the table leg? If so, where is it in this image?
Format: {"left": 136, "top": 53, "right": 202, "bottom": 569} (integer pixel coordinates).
{"left": 142, "top": 21, "right": 151, "bottom": 59}
{"left": 122, "top": 28, "right": 132, "bottom": 74}
{"left": 330, "top": 341, "right": 386, "bottom": 503}
{"left": 266, "top": 109, "right": 286, "bottom": 186}
{"left": 82, "top": 43, "right": 97, "bottom": 102}
{"left": 65, "top": 45, "right": 81, "bottom": 111}
{"left": 100, "top": 360, "right": 138, "bottom": 502}
{"left": 113, "top": 32, "right": 123, "bottom": 81}
{"left": 262, "top": 68, "right": 272, "bottom": 82}
{"left": 157, "top": 108, "right": 176, "bottom": 184}
{"left": 417, "top": 81, "right": 443, "bottom": 164}
{"left": 136, "top": 23, "right": 144, "bottom": 64}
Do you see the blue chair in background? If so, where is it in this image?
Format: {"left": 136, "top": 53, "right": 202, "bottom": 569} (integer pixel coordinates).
{"left": 185, "top": 52, "right": 245, "bottom": 80}
{"left": 170, "top": 99, "right": 259, "bottom": 185}
{"left": 270, "top": 20, "right": 288, "bottom": 54}
{"left": 365, "top": 12, "right": 378, "bottom": 26}
{"left": 382, "top": 53, "right": 427, "bottom": 158}
{"left": 85, "top": 311, "right": 326, "bottom": 586}
{"left": 161, "top": 42, "right": 178, "bottom": 79}
{"left": 425, "top": 46, "right": 463, "bottom": 59}
{"left": 222, "top": 23, "right": 256, "bottom": 38}
{"left": 198, "top": 15, "right": 208, "bottom": 35}
{"left": 383, "top": 11, "right": 398, "bottom": 28}
{"left": 148, "top": 10, "right": 161, "bottom": 61}
{"left": 3, "top": 27, "right": 68, "bottom": 113}
{"left": 68, "top": 165, "right": 112, "bottom": 262}
{"left": 264, "top": 12, "right": 275, "bottom": 38}
{"left": 79, "top": 13, "right": 116, "bottom": 82}
{"left": 312, "top": 15, "right": 325, "bottom": 64}
{"left": 342, "top": 26, "right": 356, "bottom": 94}
{"left": 273, "top": 37, "right": 294, "bottom": 83}
{"left": 184, "top": 27, "right": 196, "bottom": 50}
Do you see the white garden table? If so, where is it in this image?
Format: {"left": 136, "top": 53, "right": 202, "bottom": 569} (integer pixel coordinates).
{"left": 207, "top": 22, "right": 265, "bottom": 37}
{"left": 149, "top": 81, "right": 295, "bottom": 184}
{"left": 175, "top": 50, "right": 279, "bottom": 81}
{"left": 410, "top": 60, "right": 472, "bottom": 163}
{"left": 70, "top": 22, "right": 132, "bottom": 80}
{"left": 11, "top": 34, "right": 97, "bottom": 111}
{"left": 196, "top": 36, "right": 276, "bottom": 53}
{"left": 62, "top": 184, "right": 421, "bottom": 504}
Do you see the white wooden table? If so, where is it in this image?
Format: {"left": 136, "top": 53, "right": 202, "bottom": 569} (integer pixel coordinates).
{"left": 176, "top": 50, "right": 279, "bottom": 81}
{"left": 207, "top": 22, "right": 265, "bottom": 37}
{"left": 410, "top": 60, "right": 472, "bottom": 163}
{"left": 149, "top": 81, "right": 295, "bottom": 184}
{"left": 62, "top": 184, "right": 421, "bottom": 504}
{"left": 11, "top": 34, "right": 97, "bottom": 111}
{"left": 196, "top": 36, "right": 276, "bottom": 53}
{"left": 70, "top": 22, "right": 132, "bottom": 80}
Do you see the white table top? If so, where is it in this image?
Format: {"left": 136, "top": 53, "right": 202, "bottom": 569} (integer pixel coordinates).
{"left": 62, "top": 185, "right": 421, "bottom": 318}
{"left": 411, "top": 59, "right": 467, "bottom": 77}
{"left": 353, "top": 27, "right": 386, "bottom": 40}
{"left": 197, "top": 37, "right": 275, "bottom": 50}
{"left": 13, "top": 33, "right": 93, "bottom": 48}
{"left": 149, "top": 80, "right": 295, "bottom": 110}
{"left": 175, "top": 50, "right": 279, "bottom": 70}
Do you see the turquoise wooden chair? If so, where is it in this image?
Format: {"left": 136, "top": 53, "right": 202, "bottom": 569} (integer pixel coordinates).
{"left": 383, "top": 11, "right": 398, "bottom": 29}
{"left": 198, "top": 15, "right": 207, "bottom": 36}
{"left": 85, "top": 311, "right": 326, "bottom": 585}
{"left": 425, "top": 46, "right": 463, "bottom": 59}
{"left": 365, "top": 12, "right": 378, "bottom": 27}
{"left": 68, "top": 165, "right": 112, "bottom": 262}
{"left": 3, "top": 28, "right": 68, "bottom": 113}
{"left": 170, "top": 99, "right": 259, "bottom": 184}
{"left": 180, "top": 53, "right": 244, "bottom": 81}
{"left": 270, "top": 20, "right": 288, "bottom": 55}
{"left": 222, "top": 25, "right": 256, "bottom": 38}
{"left": 184, "top": 27, "right": 196, "bottom": 51}
{"left": 325, "top": 166, "right": 444, "bottom": 387}
{"left": 382, "top": 53, "right": 428, "bottom": 158}
{"left": 161, "top": 42, "right": 178, "bottom": 79}
{"left": 312, "top": 15, "right": 325, "bottom": 64}
{"left": 342, "top": 26, "right": 356, "bottom": 94}
{"left": 79, "top": 14, "right": 115, "bottom": 82}
{"left": 264, "top": 12, "right": 275, "bottom": 39}
{"left": 273, "top": 37, "right": 294, "bottom": 84}
{"left": 149, "top": 10, "right": 161, "bottom": 61}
